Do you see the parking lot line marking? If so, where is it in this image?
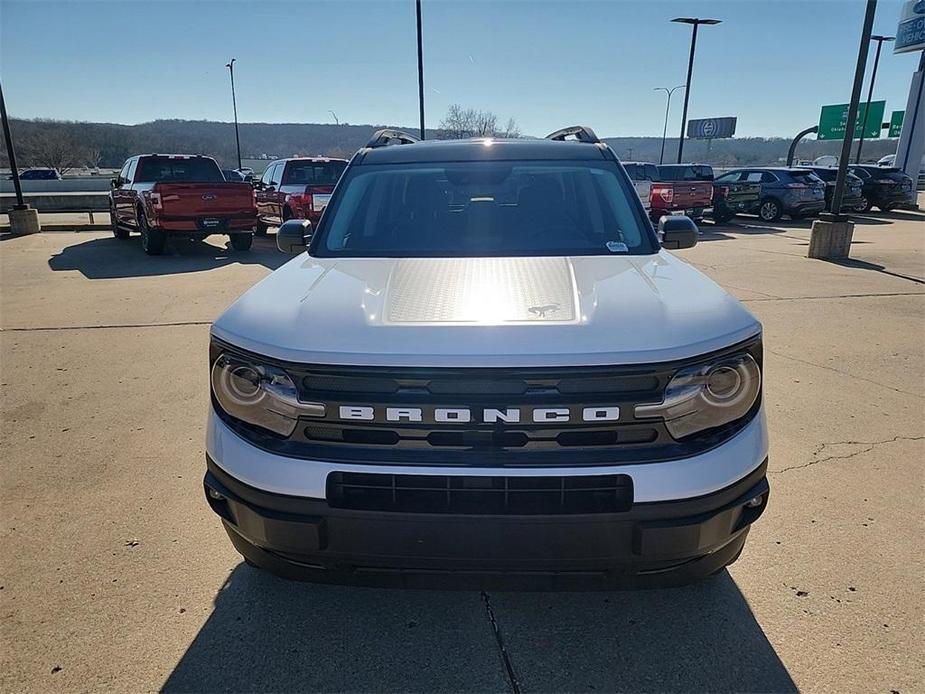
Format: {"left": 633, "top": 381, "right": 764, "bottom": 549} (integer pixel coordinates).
{"left": 0, "top": 320, "right": 212, "bottom": 332}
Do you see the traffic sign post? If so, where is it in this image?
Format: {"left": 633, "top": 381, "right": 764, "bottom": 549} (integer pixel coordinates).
{"left": 818, "top": 100, "right": 886, "bottom": 140}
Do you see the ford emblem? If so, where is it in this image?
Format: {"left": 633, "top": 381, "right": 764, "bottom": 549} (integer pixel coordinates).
{"left": 201, "top": 192, "right": 217, "bottom": 201}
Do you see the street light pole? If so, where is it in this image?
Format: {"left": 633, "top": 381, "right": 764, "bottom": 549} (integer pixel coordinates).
{"left": 855, "top": 34, "right": 894, "bottom": 163}
{"left": 832, "top": 0, "right": 878, "bottom": 216}
{"left": 416, "top": 0, "right": 426, "bottom": 140}
{"left": 672, "top": 17, "right": 721, "bottom": 164}
{"left": 225, "top": 58, "right": 242, "bottom": 170}
{"left": 654, "top": 85, "right": 686, "bottom": 165}
{"left": 0, "top": 78, "right": 25, "bottom": 209}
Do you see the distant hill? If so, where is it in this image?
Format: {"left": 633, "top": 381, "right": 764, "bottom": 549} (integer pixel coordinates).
{"left": 0, "top": 117, "right": 899, "bottom": 171}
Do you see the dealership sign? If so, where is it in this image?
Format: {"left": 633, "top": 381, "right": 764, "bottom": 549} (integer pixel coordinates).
{"left": 817, "top": 101, "right": 886, "bottom": 140}
{"left": 686, "top": 117, "right": 737, "bottom": 139}
{"left": 894, "top": 0, "right": 925, "bottom": 54}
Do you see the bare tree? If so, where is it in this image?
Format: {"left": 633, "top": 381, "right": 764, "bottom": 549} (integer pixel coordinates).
{"left": 20, "top": 127, "right": 85, "bottom": 174}
{"left": 439, "top": 105, "right": 519, "bottom": 139}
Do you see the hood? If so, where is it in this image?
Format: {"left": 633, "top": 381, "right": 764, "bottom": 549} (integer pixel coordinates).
{"left": 212, "top": 252, "right": 761, "bottom": 367}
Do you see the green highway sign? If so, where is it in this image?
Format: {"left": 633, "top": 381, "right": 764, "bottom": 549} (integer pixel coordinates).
{"left": 817, "top": 101, "right": 886, "bottom": 140}
{"left": 888, "top": 110, "right": 904, "bottom": 138}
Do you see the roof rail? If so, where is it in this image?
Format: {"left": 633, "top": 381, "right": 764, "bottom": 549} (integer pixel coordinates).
{"left": 545, "top": 125, "right": 601, "bottom": 144}
{"left": 365, "top": 129, "right": 420, "bottom": 148}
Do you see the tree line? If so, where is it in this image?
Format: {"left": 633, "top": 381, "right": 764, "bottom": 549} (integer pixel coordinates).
{"left": 0, "top": 106, "right": 898, "bottom": 172}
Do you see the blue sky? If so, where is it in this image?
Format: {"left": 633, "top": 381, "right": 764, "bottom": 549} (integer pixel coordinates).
{"left": 0, "top": 0, "right": 919, "bottom": 138}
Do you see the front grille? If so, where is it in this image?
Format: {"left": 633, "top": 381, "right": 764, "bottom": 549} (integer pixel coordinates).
{"left": 327, "top": 472, "right": 633, "bottom": 514}
{"left": 211, "top": 336, "right": 763, "bottom": 467}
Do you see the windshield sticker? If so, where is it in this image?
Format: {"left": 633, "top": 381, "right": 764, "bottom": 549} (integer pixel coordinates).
{"left": 606, "top": 241, "right": 629, "bottom": 253}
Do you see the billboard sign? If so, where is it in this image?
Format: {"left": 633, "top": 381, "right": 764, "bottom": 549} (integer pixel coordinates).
{"left": 686, "top": 117, "right": 737, "bottom": 139}
{"left": 888, "top": 111, "right": 905, "bottom": 138}
{"left": 817, "top": 101, "right": 886, "bottom": 140}
{"left": 894, "top": 0, "right": 925, "bottom": 54}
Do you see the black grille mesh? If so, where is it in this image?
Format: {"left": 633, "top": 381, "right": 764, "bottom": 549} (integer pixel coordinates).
{"left": 327, "top": 472, "right": 633, "bottom": 514}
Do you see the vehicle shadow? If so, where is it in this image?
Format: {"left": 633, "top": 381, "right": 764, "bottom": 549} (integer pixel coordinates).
{"left": 47, "top": 234, "right": 287, "bottom": 279}
{"left": 161, "top": 565, "right": 795, "bottom": 693}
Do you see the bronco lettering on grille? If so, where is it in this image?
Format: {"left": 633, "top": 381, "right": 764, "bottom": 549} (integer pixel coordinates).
{"left": 337, "top": 406, "right": 620, "bottom": 424}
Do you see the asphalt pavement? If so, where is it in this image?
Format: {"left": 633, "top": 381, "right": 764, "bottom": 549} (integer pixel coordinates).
{"left": 1, "top": 209, "right": 923, "bottom": 693}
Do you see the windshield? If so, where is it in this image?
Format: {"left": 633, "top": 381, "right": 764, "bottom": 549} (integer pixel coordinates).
{"left": 312, "top": 160, "right": 657, "bottom": 257}
{"left": 135, "top": 157, "right": 224, "bottom": 183}
{"left": 283, "top": 160, "right": 347, "bottom": 186}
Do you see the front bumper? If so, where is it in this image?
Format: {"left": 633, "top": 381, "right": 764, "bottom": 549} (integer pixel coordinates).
{"left": 204, "top": 405, "right": 770, "bottom": 589}
{"left": 205, "top": 457, "right": 768, "bottom": 589}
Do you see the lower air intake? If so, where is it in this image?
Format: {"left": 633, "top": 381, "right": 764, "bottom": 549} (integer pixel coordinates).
{"left": 326, "top": 472, "right": 633, "bottom": 515}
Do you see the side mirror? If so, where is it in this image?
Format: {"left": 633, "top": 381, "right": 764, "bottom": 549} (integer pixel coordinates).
{"left": 252, "top": 179, "right": 263, "bottom": 189}
{"left": 110, "top": 177, "right": 122, "bottom": 188}
{"left": 277, "top": 219, "right": 313, "bottom": 254}
{"left": 658, "top": 215, "right": 698, "bottom": 250}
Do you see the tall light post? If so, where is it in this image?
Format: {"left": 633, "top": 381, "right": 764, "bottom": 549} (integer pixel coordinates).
{"left": 855, "top": 34, "right": 894, "bottom": 163}
{"left": 329, "top": 110, "right": 339, "bottom": 125}
{"left": 416, "top": 0, "right": 425, "bottom": 139}
{"left": 225, "top": 58, "right": 242, "bottom": 170}
{"left": 671, "top": 17, "right": 721, "bottom": 164}
{"left": 654, "top": 85, "right": 686, "bottom": 164}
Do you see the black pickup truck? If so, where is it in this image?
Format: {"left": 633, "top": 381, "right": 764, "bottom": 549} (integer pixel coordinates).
{"left": 710, "top": 172, "right": 761, "bottom": 223}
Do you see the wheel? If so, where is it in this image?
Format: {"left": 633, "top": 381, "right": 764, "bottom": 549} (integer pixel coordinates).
{"left": 878, "top": 204, "right": 896, "bottom": 212}
{"left": 855, "top": 195, "right": 872, "bottom": 213}
{"left": 758, "top": 198, "right": 782, "bottom": 222}
{"left": 110, "top": 205, "right": 129, "bottom": 239}
{"left": 712, "top": 211, "right": 735, "bottom": 224}
{"left": 229, "top": 232, "right": 253, "bottom": 251}
{"left": 138, "top": 211, "right": 166, "bottom": 255}
{"left": 255, "top": 221, "right": 269, "bottom": 236}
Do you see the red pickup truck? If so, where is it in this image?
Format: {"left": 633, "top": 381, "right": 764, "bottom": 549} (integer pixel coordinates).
{"left": 254, "top": 157, "right": 347, "bottom": 234}
{"left": 109, "top": 154, "right": 257, "bottom": 255}
{"left": 648, "top": 164, "right": 715, "bottom": 223}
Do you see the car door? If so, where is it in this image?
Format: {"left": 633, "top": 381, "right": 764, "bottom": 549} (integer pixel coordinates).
{"left": 268, "top": 162, "right": 286, "bottom": 223}
{"left": 114, "top": 158, "right": 136, "bottom": 225}
{"left": 255, "top": 163, "right": 275, "bottom": 223}
{"left": 122, "top": 158, "right": 140, "bottom": 226}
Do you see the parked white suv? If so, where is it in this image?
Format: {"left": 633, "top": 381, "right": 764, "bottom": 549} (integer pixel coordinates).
{"left": 205, "top": 126, "right": 770, "bottom": 589}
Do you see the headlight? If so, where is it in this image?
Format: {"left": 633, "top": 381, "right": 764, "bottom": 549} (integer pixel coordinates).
{"left": 211, "top": 353, "right": 323, "bottom": 436}
{"left": 635, "top": 353, "right": 761, "bottom": 439}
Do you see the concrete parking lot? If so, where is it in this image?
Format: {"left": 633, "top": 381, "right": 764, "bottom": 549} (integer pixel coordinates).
{"left": 1, "top": 209, "right": 923, "bottom": 693}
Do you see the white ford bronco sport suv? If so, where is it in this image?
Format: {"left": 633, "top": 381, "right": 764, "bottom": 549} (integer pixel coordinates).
{"left": 205, "top": 126, "right": 769, "bottom": 589}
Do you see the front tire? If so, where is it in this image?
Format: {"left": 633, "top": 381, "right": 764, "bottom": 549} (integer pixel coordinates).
{"left": 878, "top": 203, "right": 896, "bottom": 212}
{"left": 255, "top": 221, "right": 269, "bottom": 236}
{"left": 758, "top": 198, "right": 782, "bottom": 222}
{"left": 229, "top": 233, "right": 253, "bottom": 251}
{"left": 138, "top": 211, "right": 166, "bottom": 255}
{"left": 856, "top": 196, "right": 872, "bottom": 213}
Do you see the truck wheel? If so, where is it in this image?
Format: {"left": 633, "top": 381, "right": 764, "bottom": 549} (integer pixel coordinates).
{"left": 229, "top": 233, "right": 253, "bottom": 251}
{"left": 758, "top": 198, "right": 782, "bottom": 222}
{"left": 255, "top": 221, "right": 269, "bottom": 236}
{"left": 110, "top": 205, "right": 129, "bottom": 239}
{"left": 138, "top": 211, "right": 166, "bottom": 255}
{"left": 878, "top": 203, "right": 896, "bottom": 212}
{"left": 712, "top": 211, "right": 734, "bottom": 224}
{"left": 856, "top": 196, "right": 872, "bottom": 213}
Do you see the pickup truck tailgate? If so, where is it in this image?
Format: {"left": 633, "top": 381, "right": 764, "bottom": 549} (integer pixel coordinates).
{"left": 672, "top": 182, "right": 713, "bottom": 208}
{"left": 724, "top": 181, "right": 760, "bottom": 210}
{"left": 155, "top": 183, "right": 256, "bottom": 217}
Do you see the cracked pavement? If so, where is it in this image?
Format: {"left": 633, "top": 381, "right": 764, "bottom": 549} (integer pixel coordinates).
{"left": 1, "top": 205, "right": 923, "bottom": 693}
